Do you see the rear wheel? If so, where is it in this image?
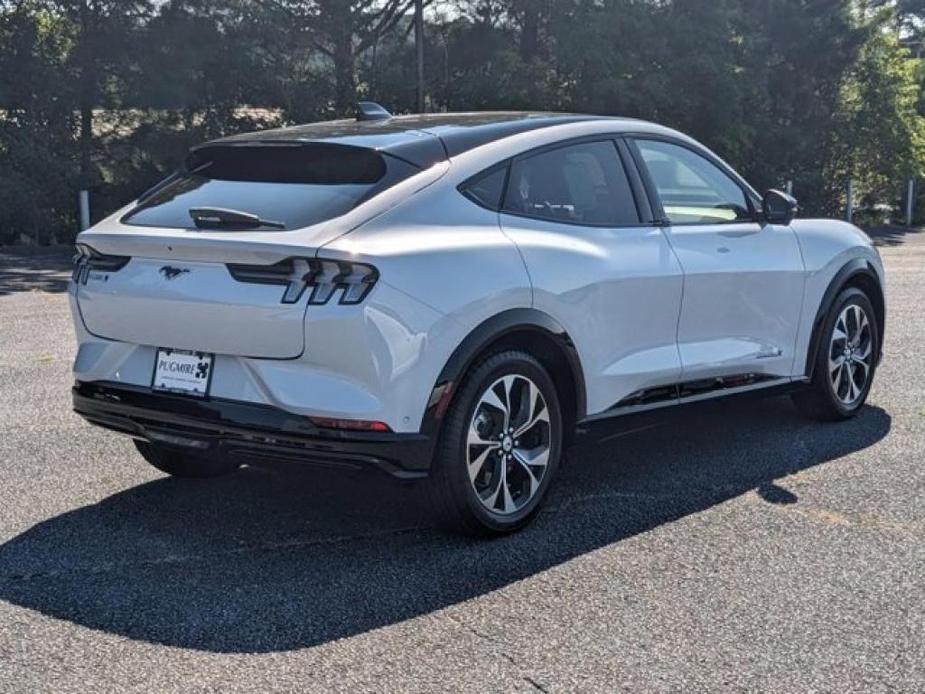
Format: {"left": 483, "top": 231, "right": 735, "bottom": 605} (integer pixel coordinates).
{"left": 792, "top": 287, "right": 879, "bottom": 421}
{"left": 134, "top": 441, "right": 240, "bottom": 478}
{"left": 426, "top": 350, "right": 563, "bottom": 536}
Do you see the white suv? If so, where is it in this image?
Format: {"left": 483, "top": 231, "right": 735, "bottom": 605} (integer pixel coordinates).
{"left": 71, "top": 106, "right": 885, "bottom": 535}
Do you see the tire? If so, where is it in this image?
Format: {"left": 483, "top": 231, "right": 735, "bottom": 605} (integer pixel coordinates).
{"left": 134, "top": 440, "right": 240, "bottom": 479}
{"left": 792, "top": 287, "right": 880, "bottom": 421}
{"left": 425, "top": 350, "right": 563, "bottom": 536}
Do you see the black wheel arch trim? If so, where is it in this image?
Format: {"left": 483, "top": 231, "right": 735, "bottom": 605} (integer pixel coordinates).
{"left": 421, "top": 308, "right": 587, "bottom": 439}
{"left": 805, "top": 257, "right": 885, "bottom": 380}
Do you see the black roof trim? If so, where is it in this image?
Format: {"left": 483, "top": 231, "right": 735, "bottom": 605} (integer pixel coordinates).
{"left": 424, "top": 114, "right": 603, "bottom": 157}
{"left": 201, "top": 112, "right": 621, "bottom": 169}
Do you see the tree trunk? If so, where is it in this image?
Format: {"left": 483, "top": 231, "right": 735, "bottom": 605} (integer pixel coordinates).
{"left": 520, "top": 3, "right": 539, "bottom": 61}
{"left": 333, "top": 30, "right": 356, "bottom": 116}
{"left": 415, "top": 0, "right": 424, "bottom": 112}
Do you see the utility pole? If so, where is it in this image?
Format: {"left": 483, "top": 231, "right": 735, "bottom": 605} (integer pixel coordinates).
{"left": 907, "top": 179, "right": 915, "bottom": 228}
{"left": 846, "top": 180, "right": 854, "bottom": 223}
{"left": 415, "top": 0, "right": 424, "bottom": 112}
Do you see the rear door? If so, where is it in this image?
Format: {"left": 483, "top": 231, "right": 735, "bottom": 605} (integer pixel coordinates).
{"left": 631, "top": 137, "right": 805, "bottom": 383}
{"left": 496, "top": 137, "right": 685, "bottom": 415}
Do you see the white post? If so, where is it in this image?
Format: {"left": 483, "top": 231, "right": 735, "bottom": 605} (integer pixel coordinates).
{"left": 79, "top": 190, "right": 90, "bottom": 230}
{"left": 906, "top": 179, "right": 915, "bottom": 228}
{"left": 785, "top": 180, "right": 793, "bottom": 196}
{"left": 845, "top": 180, "right": 854, "bottom": 223}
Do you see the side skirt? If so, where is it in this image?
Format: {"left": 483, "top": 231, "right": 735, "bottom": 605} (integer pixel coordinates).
{"left": 578, "top": 375, "right": 805, "bottom": 432}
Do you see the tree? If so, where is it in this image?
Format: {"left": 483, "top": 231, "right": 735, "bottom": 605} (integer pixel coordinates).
{"left": 45, "top": 0, "right": 152, "bottom": 188}
{"left": 830, "top": 16, "right": 925, "bottom": 213}
{"left": 0, "top": 2, "right": 79, "bottom": 243}
{"left": 272, "top": 0, "right": 423, "bottom": 115}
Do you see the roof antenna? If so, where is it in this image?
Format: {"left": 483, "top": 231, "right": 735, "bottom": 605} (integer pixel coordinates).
{"left": 356, "top": 101, "right": 393, "bottom": 122}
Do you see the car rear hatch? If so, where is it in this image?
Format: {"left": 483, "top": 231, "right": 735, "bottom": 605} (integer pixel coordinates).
{"left": 73, "top": 142, "right": 420, "bottom": 359}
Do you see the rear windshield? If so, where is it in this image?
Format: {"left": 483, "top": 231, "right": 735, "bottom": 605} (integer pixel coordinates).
{"left": 123, "top": 143, "right": 417, "bottom": 230}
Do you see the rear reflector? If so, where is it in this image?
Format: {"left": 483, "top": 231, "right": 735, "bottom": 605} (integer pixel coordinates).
{"left": 309, "top": 417, "right": 391, "bottom": 433}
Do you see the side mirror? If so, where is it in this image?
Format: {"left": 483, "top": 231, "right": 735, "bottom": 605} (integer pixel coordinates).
{"left": 762, "top": 189, "right": 798, "bottom": 225}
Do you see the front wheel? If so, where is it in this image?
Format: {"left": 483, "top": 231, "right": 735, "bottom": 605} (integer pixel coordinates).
{"left": 425, "top": 350, "right": 563, "bottom": 536}
{"left": 792, "top": 287, "right": 880, "bottom": 421}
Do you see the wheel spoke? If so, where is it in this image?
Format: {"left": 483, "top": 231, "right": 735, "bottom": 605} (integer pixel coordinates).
{"left": 832, "top": 362, "right": 844, "bottom": 395}
{"left": 513, "top": 379, "right": 539, "bottom": 433}
{"left": 467, "top": 443, "right": 497, "bottom": 483}
{"left": 499, "top": 376, "right": 516, "bottom": 430}
{"left": 828, "top": 353, "right": 846, "bottom": 374}
{"left": 514, "top": 391, "right": 549, "bottom": 438}
{"left": 847, "top": 363, "right": 860, "bottom": 401}
{"left": 849, "top": 305, "right": 867, "bottom": 345}
{"left": 511, "top": 450, "right": 540, "bottom": 497}
{"left": 482, "top": 465, "right": 504, "bottom": 508}
{"left": 480, "top": 387, "right": 507, "bottom": 420}
{"left": 500, "top": 474, "right": 516, "bottom": 513}
{"left": 513, "top": 443, "right": 549, "bottom": 471}
{"left": 467, "top": 421, "right": 500, "bottom": 447}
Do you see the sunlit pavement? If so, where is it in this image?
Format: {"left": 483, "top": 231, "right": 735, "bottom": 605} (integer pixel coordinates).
{"left": 0, "top": 229, "right": 922, "bottom": 692}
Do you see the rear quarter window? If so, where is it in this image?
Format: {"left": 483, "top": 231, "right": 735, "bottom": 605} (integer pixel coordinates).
{"left": 123, "top": 143, "right": 418, "bottom": 230}
{"left": 459, "top": 166, "right": 508, "bottom": 211}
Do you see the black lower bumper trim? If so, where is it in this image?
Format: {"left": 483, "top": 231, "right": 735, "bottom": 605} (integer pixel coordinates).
{"left": 72, "top": 381, "right": 433, "bottom": 479}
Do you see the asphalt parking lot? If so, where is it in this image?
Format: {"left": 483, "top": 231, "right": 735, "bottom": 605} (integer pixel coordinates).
{"left": 0, "top": 230, "right": 922, "bottom": 692}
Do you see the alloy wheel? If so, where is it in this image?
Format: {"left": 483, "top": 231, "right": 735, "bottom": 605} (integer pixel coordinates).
{"left": 828, "top": 303, "right": 873, "bottom": 405}
{"left": 466, "top": 374, "right": 552, "bottom": 516}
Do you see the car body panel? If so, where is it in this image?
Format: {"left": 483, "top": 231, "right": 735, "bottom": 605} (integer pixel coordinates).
{"left": 499, "top": 213, "right": 684, "bottom": 413}
{"left": 75, "top": 256, "right": 310, "bottom": 359}
{"left": 787, "top": 219, "right": 884, "bottom": 377}
{"left": 663, "top": 220, "right": 806, "bottom": 380}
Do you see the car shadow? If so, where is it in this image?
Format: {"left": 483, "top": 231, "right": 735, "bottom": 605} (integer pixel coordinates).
{"left": 0, "top": 248, "right": 73, "bottom": 296}
{"left": 0, "top": 396, "right": 890, "bottom": 653}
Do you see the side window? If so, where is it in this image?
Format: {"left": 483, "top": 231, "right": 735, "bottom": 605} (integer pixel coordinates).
{"left": 636, "top": 139, "right": 752, "bottom": 225}
{"left": 460, "top": 166, "right": 507, "bottom": 210}
{"left": 502, "top": 140, "right": 639, "bottom": 226}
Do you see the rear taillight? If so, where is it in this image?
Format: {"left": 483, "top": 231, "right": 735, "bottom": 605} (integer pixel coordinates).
{"left": 72, "top": 244, "right": 130, "bottom": 284}
{"left": 227, "top": 257, "right": 379, "bottom": 306}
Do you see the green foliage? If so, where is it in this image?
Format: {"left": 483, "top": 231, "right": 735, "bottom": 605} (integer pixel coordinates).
{"left": 0, "top": 2, "right": 79, "bottom": 243}
{"left": 829, "top": 19, "right": 925, "bottom": 209}
{"left": 1, "top": 0, "right": 925, "bottom": 244}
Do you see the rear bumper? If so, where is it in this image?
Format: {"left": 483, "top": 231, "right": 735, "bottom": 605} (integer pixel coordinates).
{"left": 72, "top": 381, "right": 433, "bottom": 479}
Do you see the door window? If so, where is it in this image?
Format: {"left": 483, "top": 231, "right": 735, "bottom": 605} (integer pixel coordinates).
{"left": 503, "top": 140, "right": 639, "bottom": 226}
{"left": 636, "top": 140, "right": 752, "bottom": 225}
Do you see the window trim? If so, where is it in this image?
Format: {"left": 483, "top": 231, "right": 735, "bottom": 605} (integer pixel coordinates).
{"left": 626, "top": 134, "right": 762, "bottom": 227}
{"left": 458, "top": 134, "right": 651, "bottom": 229}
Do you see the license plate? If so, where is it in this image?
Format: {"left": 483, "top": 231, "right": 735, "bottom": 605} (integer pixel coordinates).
{"left": 152, "top": 348, "right": 214, "bottom": 397}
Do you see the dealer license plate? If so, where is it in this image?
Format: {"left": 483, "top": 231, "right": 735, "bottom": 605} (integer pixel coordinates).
{"left": 152, "top": 348, "right": 213, "bottom": 397}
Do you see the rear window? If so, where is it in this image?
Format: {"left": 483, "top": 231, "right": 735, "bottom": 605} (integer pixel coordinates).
{"left": 123, "top": 143, "right": 417, "bottom": 230}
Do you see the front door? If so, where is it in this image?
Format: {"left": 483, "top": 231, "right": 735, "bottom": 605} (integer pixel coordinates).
{"left": 632, "top": 138, "right": 805, "bottom": 383}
